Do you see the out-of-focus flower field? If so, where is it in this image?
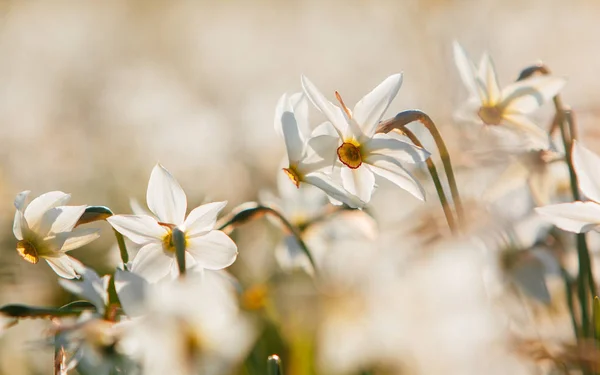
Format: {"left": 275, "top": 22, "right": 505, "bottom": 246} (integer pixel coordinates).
{"left": 2, "top": 1, "right": 600, "bottom": 374}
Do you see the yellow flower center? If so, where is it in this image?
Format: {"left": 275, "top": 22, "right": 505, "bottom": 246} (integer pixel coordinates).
{"left": 180, "top": 322, "right": 204, "bottom": 370}
{"left": 16, "top": 240, "right": 39, "bottom": 264}
{"left": 337, "top": 141, "right": 362, "bottom": 169}
{"left": 241, "top": 284, "right": 269, "bottom": 311}
{"left": 161, "top": 228, "right": 187, "bottom": 253}
{"left": 283, "top": 166, "right": 301, "bottom": 188}
{"left": 478, "top": 105, "right": 503, "bottom": 125}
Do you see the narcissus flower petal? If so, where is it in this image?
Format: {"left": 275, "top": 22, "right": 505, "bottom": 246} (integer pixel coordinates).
{"left": 536, "top": 202, "right": 600, "bottom": 233}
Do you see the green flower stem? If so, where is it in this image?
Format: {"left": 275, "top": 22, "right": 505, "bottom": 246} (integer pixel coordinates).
{"left": 78, "top": 206, "right": 129, "bottom": 267}
{"left": 562, "top": 268, "right": 581, "bottom": 340}
{"left": 267, "top": 355, "right": 283, "bottom": 375}
{"left": 594, "top": 296, "right": 600, "bottom": 344}
{"left": 557, "top": 109, "right": 592, "bottom": 337}
{"left": 566, "top": 111, "right": 597, "bottom": 301}
{"left": 377, "top": 110, "right": 464, "bottom": 230}
{"left": 392, "top": 127, "right": 457, "bottom": 234}
{"left": 172, "top": 227, "right": 187, "bottom": 277}
{"left": 519, "top": 64, "right": 597, "bottom": 339}
{"left": 217, "top": 202, "right": 317, "bottom": 272}
{"left": 113, "top": 229, "right": 129, "bottom": 266}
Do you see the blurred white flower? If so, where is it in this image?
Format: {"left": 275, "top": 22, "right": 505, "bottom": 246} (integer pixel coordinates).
{"left": 484, "top": 149, "right": 567, "bottom": 205}
{"left": 301, "top": 74, "right": 429, "bottom": 203}
{"left": 275, "top": 92, "right": 365, "bottom": 208}
{"left": 536, "top": 141, "right": 600, "bottom": 232}
{"left": 107, "top": 164, "right": 238, "bottom": 282}
{"left": 55, "top": 313, "right": 131, "bottom": 375}
{"left": 261, "top": 170, "right": 377, "bottom": 273}
{"left": 59, "top": 263, "right": 110, "bottom": 315}
{"left": 115, "top": 270, "right": 256, "bottom": 375}
{"left": 12, "top": 191, "right": 100, "bottom": 279}
{"left": 453, "top": 41, "right": 566, "bottom": 150}
{"left": 313, "top": 236, "right": 404, "bottom": 374}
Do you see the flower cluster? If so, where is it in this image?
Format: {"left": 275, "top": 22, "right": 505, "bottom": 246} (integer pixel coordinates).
{"left": 277, "top": 74, "right": 430, "bottom": 208}
{"left": 4, "top": 40, "right": 593, "bottom": 375}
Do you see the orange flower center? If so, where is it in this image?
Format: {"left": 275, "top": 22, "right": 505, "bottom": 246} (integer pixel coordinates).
{"left": 16, "top": 240, "right": 39, "bottom": 264}
{"left": 337, "top": 142, "right": 362, "bottom": 169}
{"left": 283, "top": 166, "right": 301, "bottom": 188}
{"left": 241, "top": 284, "right": 269, "bottom": 311}
{"left": 478, "top": 105, "right": 503, "bottom": 125}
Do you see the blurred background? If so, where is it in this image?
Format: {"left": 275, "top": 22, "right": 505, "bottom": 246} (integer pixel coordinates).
{"left": 1, "top": 0, "right": 600, "bottom": 374}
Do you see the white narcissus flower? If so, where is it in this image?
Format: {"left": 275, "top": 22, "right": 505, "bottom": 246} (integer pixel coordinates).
{"left": 301, "top": 74, "right": 430, "bottom": 204}
{"left": 12, "top": 191, "right": 100, "bottom": 279}
{"left": 115, "top": 270, "right": 256, "bottom": 375}
{"left": 107, "top": 164, "right": 238, "bottom": 283}
{"left": 453, "top": 41, "right": 566, "bottom": 150}
{"left": 55, "top": 314, "right": 130, "bottom": 375}
{"left": 536, "top": 141, "right": 600, "bottom": 232}
{"left": 484, "top": 149, "right": 567, "bottom": 205}
{"left": 260, "top": 170, "right": 377, "bottom": 274}
{"left": 59, "top": 263, "right": 110, "bottom": 315}
{"left": 276, "top": 92, "right": 366, "bottom": 208}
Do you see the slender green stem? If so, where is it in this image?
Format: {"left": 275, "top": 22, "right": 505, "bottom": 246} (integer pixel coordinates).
{"left": 173, "top": 227, "right": 187, "bottom": 277}
{"left": 377, "top": 110, "right": 464, "bottom": 229}
{"left": 267, "top": 355, "right": 283, "bottom": 375}
{"left": 594, "top": 296, "right": 600, "bottom": 343}
{"left": 393, "top": 127, "right": 457, "bottom": 234}
{"left": 566, "top": 111, "right": 597, "bottom": 299}
{"left": 562, "top": 268, "right": 581, "bottom": 339}
{"left": 559, "top": 103, "right": 592, "bottom": 339}
{"left": 113, "top": 229, "right": 129, "bottom": 266}
{"left": 520, "top": 64, "right": 597, "bottom": 342}
{"left": 217, "top": 202, "right": 317, "bottom": 272}
{"left": 553, "top": 106, "right": 591, "bottom": 335}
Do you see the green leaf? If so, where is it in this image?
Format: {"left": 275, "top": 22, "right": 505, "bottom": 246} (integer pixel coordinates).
{"left": 76, "top": 206, "right": 114, "bottom": 227}
{"left": 0, "top": 304, "right": 94, "bottom": 318}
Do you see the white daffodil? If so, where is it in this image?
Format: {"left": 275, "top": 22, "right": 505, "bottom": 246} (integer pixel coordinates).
{"left": 260, "top": 170, "right": 377, "bottom": 274}
{"left": 453, "top": 41, "right": 566, "bottom": 150}
{"left": 276, "top": 92, "right": 366, "bottom": 208}
{"left": 54, "top": 313, "right": 133, "bottom": 375}
{"left": 536, "top": 141, "right": 600, "bottom": 232}
{"left": 12, "top": 191, "right": 100, "bottom": 279}
{"left": 59, "top": 263, "right": 110, "bottom": 316}
{"left": 301, "top": 74, "right": 430, "bottom": 203}
{"left": 115, "top": 270, "right": 256, "bottom": 375}
{"left": 107, "top": 164, "right": 238, "bottom": 283}
{"left": 484, "top": 149, "right": 567, "bottom": 205}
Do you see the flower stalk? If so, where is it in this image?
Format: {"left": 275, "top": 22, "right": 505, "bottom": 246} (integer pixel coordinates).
{"left": 377, "top": 110, "right": 464, "bottom": 230}
{"left": 267, "top": 355, "right": 283, "bottom": 375}
{"left": 520, "top": 64, "right": 597, "bottom": 339}
{"left": 390, "top": 127, "right": 457, "bottom": 233}
{"left": 218, "top": 202, "right": 317, "bottom": 272}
